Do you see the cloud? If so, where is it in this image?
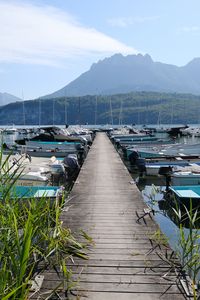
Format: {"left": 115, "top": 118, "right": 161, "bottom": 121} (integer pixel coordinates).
{"left": 108, "top": 16, "right": 160, "bottom": 28}
{"left": 179, "top": 26, "right": 200, "bottom": 33}
{"left": 0, "top": 1, "right": 137, "bottom": 66}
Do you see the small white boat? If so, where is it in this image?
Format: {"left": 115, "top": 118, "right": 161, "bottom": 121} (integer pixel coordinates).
{"left": 3, "top": 125, "right": 18, "bottom": 135}
{"left": 145, "top": 161, "right": 200, "bottom": 176}
{"left": 171, "top": 171, "right": 200, "bottom": 186}
{"left": 3, "top": 154, "right": 65, "bottom": 186}
{"left": 170, "top": 164, "right": 200, "bottom": 186}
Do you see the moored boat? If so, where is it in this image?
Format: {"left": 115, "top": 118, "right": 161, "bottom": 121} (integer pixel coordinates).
{"left": 166, "top": 185, "right": 200, "bottom": 208}
{"left": 171, "top": 171, "right": 200, "bottom": 186}
{"left": 0, "top": 185, "right": 64, "bottom": 203}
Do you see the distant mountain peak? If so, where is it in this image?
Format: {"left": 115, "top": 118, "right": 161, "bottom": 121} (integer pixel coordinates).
{"left": 41, "top": 53, "right": 200, "bottom": 99}
{"left": 0, "top": 92, "right": 22, "bottom": 106}
{"left": 90, "top": 53, "right": 153, "bottom": 72}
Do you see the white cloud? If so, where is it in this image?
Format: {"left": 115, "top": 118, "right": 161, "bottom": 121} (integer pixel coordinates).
{"left": 108, "top": 16, "right": 160, "bottom": 28}
{"left": 179, "top": 26, "right": 200, "bottom": 33}
{"left": 0, "top": 1, "right": 137, "bottom": 66}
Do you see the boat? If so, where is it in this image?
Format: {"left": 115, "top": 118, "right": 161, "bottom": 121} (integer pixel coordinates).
{"left": 2, "top": 153, "right": 64, "bottom": 186}
{"left": 127, "top": 142, "right": 200, "bottom": 159}
{"left": 23, "top": 140, "right": 83, "bottom": 151}
{"left": 171, "top": 171, "right": 200, "bottom": 186}
{"left": 13, "top": 171, "right": 50, "bottom": 186}
{"left": 170, "top": 164, "right": 200, "bottom": 185}
{"left": 3, "top": 125, "right": 18, "bottom": 135}
{"left": 166, "top": 125, "right": 189, "bottom": 136}
{"left": 15, "top": 126, "right": 93, "bottom": 145}
{"left": 180, "top": 126, "right": 199, "bottom": 136}
{"left": 2, "top": 152, "right": 81, "bottom": 187}
{"left": 3, "top": 141, "right": 88, "bottom": 162}
{"left": 166, "top": 185, "right": 200, "bottom": 208}
{"left": 111, "top": 134, "right": 155, "bottom": 143}
{"left": 145, "top": 161, "right": 194, "bottom": 176}
{"left": 118, "top": 138, "right": 173, "bottom": 147}
{"left": 0, "top": 185, "right": 64, "bottom": 203}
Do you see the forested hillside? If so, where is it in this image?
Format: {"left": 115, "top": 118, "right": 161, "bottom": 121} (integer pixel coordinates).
{"left": 1, "top": 91, "right": 200, "bottom": 125}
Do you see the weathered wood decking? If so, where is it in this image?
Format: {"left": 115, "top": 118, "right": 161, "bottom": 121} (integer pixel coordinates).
{"left": 36, "top": 132, "right": 187, "bottom": 299}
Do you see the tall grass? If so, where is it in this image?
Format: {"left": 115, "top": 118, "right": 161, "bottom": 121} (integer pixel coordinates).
{"left": 172, "top": 200, "right": 200, "bottom": 286}
{"left": 0, "top": 150, "right": 88, "bottom": 299}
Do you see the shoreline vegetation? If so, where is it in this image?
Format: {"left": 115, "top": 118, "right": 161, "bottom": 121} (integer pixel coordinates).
{"left": 0, "top": 149, "right": 89, "bottom": 299}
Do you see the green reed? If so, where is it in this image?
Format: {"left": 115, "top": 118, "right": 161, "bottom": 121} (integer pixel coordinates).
{"left": 172, "top": 200, "right": 200, "bottom": 287}
{"left": 0, "top": 149, "right": 88, "bottom": 299}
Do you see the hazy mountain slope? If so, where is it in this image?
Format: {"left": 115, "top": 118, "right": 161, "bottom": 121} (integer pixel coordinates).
{"left": 0, "top": 92, "right": 22, "bottom": 106}
{"left": 42, "top": 54, "right": 200, "bottom": 98}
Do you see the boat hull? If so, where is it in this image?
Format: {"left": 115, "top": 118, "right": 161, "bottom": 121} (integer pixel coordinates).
{"left": 167, "top": 185, "right": 200, "bottom": 207}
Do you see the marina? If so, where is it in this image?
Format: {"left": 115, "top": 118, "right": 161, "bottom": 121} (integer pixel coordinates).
{"left": 30, "top": 132, "right": 188, "bottom": 299}
{"left": 0, "top": 126, "right": 199, "bottom": 299}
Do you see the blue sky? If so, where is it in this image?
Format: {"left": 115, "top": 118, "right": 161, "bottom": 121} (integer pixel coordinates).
{"left": 0, "top": 0, "right": 200, "bottom": 100}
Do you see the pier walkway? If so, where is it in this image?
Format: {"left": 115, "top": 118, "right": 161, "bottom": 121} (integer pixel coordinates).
{"left": 37, "top": 133, "right": 186, "bottom": 299}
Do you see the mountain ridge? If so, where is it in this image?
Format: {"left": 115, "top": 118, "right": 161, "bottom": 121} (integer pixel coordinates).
{"left": 41, "top": 53, "right": 200, "bottom": 99}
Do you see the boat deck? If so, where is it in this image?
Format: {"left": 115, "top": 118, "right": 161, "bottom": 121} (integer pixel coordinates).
{"left": 32, "top": 132, "right": 187, "bottom": 299}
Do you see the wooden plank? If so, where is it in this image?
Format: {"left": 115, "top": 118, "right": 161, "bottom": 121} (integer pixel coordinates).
{"left": 30, "top": 291, "right": 184, "bottom": 300}
{"left": 43, "top": 273, "right": 178, "bottom": 284}
{"left": 70, "top": 292, "right": 185, "bottom": 300}
{"left": 71, "top": 259, "right": 179, "bottom": 268}
{"left": 40, "top": 281, "right": 182, "bottom": 294}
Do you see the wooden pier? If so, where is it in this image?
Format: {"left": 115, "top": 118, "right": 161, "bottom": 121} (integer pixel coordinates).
{"left": 35, "top": 132, "right": 187, "bottom": 299}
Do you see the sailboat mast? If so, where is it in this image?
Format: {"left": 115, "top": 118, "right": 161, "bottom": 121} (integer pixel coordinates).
{"left": 119, "top": 99, "right": 123, "bottom": 125}
{"left": 170, "top": 101, "right": 174, "bottom": 124}
{"left": 78, "top": 97, "right": 81, "bottom": 125}
{"left": 109, "top": 97, "right": 113, "bottom": 125}
{"left": 22, "top": 90, "right": 25, "bottom": 126}
{"left": 39, "top": 98, "right": 41, "bottom": 127}
{"left": 64, "top": 88, "right": 68, "bottom": 125}
{"left": 94, "top": 95, "right": 98, "bottom": 125}
{"left": 65, "top": 98, "right": 68, "bottom": 124}
{"left": 53, "top": 99, "right": 55, "bottom": 125}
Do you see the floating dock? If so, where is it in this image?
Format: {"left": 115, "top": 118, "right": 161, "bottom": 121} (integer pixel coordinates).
{"left": 34, "top": 132, "right": 187, "bottom": 299}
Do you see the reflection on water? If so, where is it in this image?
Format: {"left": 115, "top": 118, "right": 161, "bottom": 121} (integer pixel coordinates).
{"left": 158, "top": 198, "right": 200, "bottom": 229}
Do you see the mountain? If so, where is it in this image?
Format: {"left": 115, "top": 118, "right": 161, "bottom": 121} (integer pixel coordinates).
{"left": 42, "top": 54, "right": 200, "bottom": 98}
{"left": 0, "top": 92, "right": 22, "bottom": 106}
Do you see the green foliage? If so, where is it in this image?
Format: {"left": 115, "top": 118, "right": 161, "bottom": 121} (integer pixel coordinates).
{"left": 0, "top": 149, "right": 88, "bottom": 299}
{"left": 1, "top": 91, "right": 200, "bottom": 125}
{"left": 172, "top": 201, "right": 200, "bottom": 284}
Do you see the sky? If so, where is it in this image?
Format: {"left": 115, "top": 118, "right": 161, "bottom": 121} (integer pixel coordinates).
{"left": 0, "top": 0, "right": 200, "bottom": 100}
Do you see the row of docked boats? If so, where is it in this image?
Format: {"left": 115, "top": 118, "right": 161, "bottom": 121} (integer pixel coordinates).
{"left": 1, "top": 126, "right": 94, "bottom": 201}
{"left": 110, "top": 126, "right": 200, "bottom": 208}
{"left": 3, "top": 126, "right": 93, "bottom": 159}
